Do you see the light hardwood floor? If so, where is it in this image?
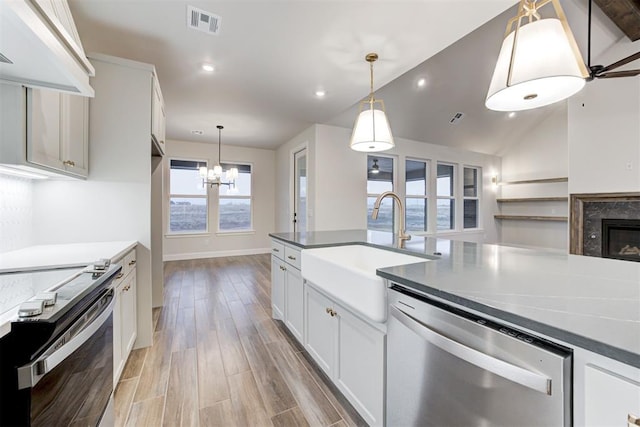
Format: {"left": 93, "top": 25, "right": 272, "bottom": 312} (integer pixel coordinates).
{"left": 115, "top": 254, "right": 367, "bottom": 427}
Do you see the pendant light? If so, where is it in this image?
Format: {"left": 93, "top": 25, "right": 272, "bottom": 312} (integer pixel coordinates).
{"left": 199, "top": 125, "right": 239, "bottom": 188}
{"left": 350, "top": 53, "right": 395, "bottom": 152}
{"left": 486, "top": 0, "right": 589, "bottom": 112}
{"left": 370, "top": 158, "right": 380, "bottom": 174}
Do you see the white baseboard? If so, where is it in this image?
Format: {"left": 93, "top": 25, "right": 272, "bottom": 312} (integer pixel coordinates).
{"left": 163, "top": 247, "right": 271, "bottom": 262}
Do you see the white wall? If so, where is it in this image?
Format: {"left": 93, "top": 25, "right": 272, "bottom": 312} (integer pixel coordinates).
{"left": 276, "top": 123, "right": 501, "bottom": 243}
{"left": 498, "top": 107, "right": 569, "bottom": 250}
{"left": 568, "top": 78, "right": 640, "bottom": 194}
{"left": 163, "top": 139, "right": 276, "bottom": 260}
{"left": 0, "top": 175, "right": 33, "bottom": 252}
{"left": 31, "top": 57, "right": 154, "bottom": 349}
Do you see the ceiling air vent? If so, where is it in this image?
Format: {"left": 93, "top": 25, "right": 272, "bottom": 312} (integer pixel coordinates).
{"left": 187, "top": 6, "right": 221, "bottom": 35}
{"left": 0, "top": 52, "right": 13, "bottom": 64}
{"left": 449, "top": 112, "right": 465, "bottom": 125}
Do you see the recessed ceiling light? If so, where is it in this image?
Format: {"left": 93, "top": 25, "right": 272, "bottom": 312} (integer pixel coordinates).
{"left": 417, "top": 78, "right": 427, "bottom": 88}
{"left": 191, "top": 130, "right": 204, "bottom": 135}
{"left": 202, "top": 64, "right": 215, "bottom": 72}
{"left": 315, "top": 90, "right": 326, "bottom": 98}
{"left": 508, "top": 112, "right": 516, "bottom": 118}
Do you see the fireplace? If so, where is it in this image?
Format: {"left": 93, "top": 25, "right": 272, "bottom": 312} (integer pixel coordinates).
{"left": 570, "top": 192, "right": 640, "bottom": 260}
{"left": 602, "top": 219, "right": 640, "bottom": 262}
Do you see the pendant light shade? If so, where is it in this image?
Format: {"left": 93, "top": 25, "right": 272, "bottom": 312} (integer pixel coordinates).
{"left": 486, "top": 0, "right": 589, "bottom": 112}
{"left": 350, "top": 53, "right": 394, "bottom": 152}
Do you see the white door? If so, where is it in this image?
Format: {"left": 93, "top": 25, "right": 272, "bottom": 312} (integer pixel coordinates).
{"left": 293, "top": 148, "right": 307, "bottom": 232}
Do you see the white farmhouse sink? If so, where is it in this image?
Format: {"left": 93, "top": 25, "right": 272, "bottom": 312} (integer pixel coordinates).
{"left": 301, "top": 245, "right": 426, "bottom": 323}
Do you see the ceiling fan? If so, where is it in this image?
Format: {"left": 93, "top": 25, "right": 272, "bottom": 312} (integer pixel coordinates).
{"left": 586, "top": 0, "right": 640, "bottom": 80}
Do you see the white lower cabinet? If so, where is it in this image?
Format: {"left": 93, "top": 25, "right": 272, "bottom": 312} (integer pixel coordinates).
{"left": 304, "top": 284, "right": 385, "bottom": 427}
{"left": 284, "top": 267, "right": 304, "bottom": 342}
{"left": 113, "top": 248, "right": 138, "bottom": 385}
{"left": 270, "top": 240, "right": 303, "bottom": 342}
{"left": 584, "top": 363, "right": 640, "bottom": 426}
{"left": 271, "top": 256, "right": 285, "bottom": 320}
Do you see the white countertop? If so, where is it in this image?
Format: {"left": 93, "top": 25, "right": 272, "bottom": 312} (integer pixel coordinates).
{"left": 0, "top": 241, "right": 137, "bottom": 273}
{"left": 0, "top": 241, "right": 137, "bottom": 338}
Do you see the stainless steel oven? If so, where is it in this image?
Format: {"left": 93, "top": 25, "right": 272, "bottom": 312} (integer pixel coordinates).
{"left": 0, "top": 264, "right": 120, "bottom": 427}
{"left": 387, "top": 285, "right": 572, "bottom": 427}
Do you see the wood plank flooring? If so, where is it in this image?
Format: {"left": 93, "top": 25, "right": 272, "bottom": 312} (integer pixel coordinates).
{"left": 116, "top": 254, "right": 367, "bottom": 427}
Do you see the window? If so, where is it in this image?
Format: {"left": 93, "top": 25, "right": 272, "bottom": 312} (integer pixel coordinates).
{"left": 436, "top": 163, "right": 455, "bottom": 230}
{"left": 463, "top": 167, "right": 480, "bottom": 229}
{"left": 169, "top": 159, "right": 207, "bottom": 233}
{"left": 405, "top": 159, "right": 428, "bottom": 232}
{"left": 218, "top": 163, "right": 252, "bottom": 232}
{"left": 367, "top": 156, "right": 394, "bottom": 232}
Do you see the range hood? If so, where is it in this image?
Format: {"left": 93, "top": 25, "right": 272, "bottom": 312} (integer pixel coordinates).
{"left": 0, "top": 0, "right": 94, "bottom": 96}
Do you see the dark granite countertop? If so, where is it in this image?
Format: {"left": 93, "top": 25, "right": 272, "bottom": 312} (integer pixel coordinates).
{"left": 269, "top": 230, "right": 640, "bottom": 368}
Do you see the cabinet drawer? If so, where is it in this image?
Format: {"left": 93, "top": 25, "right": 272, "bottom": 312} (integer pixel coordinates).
{"left": 271, "top": 240, "right": 285, "bottom": 260}
{"left": 284, "top": 246, "right": 301, "bottom": 270}
{"left": 120, "top": 249, "right": 137, "bottom": 277}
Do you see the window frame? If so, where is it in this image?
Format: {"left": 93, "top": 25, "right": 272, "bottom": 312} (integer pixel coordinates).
{"left": 167, "top": 157, "right": 209, "bottom": 235}
{"left": 404, "top": 157, "right": 430, "bottom": 234}
{"left": 217, "top": 161, "right": 254, "bottom": 234}
{"left": 367, "top": 154, "right": 397, "bottom": 233}
{"left": 462, "top": 165, "right": 482, "bottom": 230}
{"left": 436, "top": 161, "right": 457, "bottom": 232}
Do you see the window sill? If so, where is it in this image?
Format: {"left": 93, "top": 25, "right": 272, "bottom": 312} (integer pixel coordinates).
{"left": 165, "top": 232, "right": 209, "bottom": 239}
{"left": 216, "top": 230, "right": 256, "bottom": 236}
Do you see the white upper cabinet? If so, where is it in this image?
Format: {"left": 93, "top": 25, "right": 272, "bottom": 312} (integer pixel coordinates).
{"left": 151, "top": 74, "right": 165, "bottom": 156}
{"left": 0, "top": 83, "right": 89, "bottom": 178}
{"left": 0, "top": 0, "right": 95, "bottom": 96}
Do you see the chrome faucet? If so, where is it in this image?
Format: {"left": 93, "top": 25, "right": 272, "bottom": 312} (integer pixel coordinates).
{"left": 371, "top": 191, "right": 411, "bottom": 245}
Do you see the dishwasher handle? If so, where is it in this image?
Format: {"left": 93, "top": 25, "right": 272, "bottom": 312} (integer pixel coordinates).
{"left": 390, "top": 305, "right": 553, "bottom": 395}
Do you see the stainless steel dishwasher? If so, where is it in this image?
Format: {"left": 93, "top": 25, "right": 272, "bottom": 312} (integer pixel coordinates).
{"left": 387, "top": 285, "right": 572, "bottom": 427}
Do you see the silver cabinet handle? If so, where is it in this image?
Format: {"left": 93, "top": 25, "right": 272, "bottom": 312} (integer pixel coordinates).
{"left": 18, "top": 292, "right": 115, "bottom": 389}
{"left": 273, "top": 248, "right": 280, "bottom": 252}
{"left": 390, "top": 305, "right": 552, "bottom": 395}
{"left": 629, "top": 414, "right": 640, "bottom": 426}
{"left": 63, "top": 160, "right": 75, "bottom": 167}
{"left": 128, "top": 260, "right": 136, "bottom": 266}
{"left": 287, "top": 255, "right": 296, "bottom": 260}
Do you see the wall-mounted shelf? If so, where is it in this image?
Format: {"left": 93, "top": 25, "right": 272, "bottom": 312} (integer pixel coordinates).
{"left": 498, "top": 177, "right": 568, "bottom": 185}
{"left": 494, "top": 215, "right": 568, "bottom": 222}
{"left": 497, "top": 197, "right": 568, "bottom": 203}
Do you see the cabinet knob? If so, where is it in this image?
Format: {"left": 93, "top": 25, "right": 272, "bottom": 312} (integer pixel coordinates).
{"left": 115, "top": 273, "right": 124, "bottom": 280}
{"left": 629, "top": 414, "right": 640, "bottom": 426}
{"left": 325, "top": 307, "right": 331, "bottom": 314}
{"left": 279, "top": 265, "right": 286, "bottom": 271}
{"left": 128, "top": 260, "right": 136, "bottom": 266}
{"left": 330, "top": 309, "right": 337, "bottom": 317}
{"left": 63, "top": 160, "right": 76, "bottom": 167}
{"left": 272, "top": 248, "right": 280, "bottom": 252}
{"left": 287, "top": 255, "right": 296, "bottom": 260}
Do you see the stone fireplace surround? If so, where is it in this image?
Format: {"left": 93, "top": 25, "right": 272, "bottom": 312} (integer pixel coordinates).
{"left": 570, "top": 192, "right": 640, "bottom": 259}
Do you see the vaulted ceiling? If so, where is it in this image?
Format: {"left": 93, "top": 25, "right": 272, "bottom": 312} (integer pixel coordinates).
{"left": 69, "top": 0, "right": 632, "bottom": 156}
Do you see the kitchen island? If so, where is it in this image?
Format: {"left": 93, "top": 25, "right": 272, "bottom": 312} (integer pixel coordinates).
{"left": 271, "top": 229, "right": 640, "bottom": 426}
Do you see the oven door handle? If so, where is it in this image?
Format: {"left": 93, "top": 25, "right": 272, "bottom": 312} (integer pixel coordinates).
{"left": 390, "top": 305, "right": 553, "bottom": 395}
{"left": 17, "top": 290, "right": 115, "bottom": 389}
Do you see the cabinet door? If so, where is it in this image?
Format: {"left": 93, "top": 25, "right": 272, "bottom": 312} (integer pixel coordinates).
{"left": 284, "top": 267, "right": 304, "bottom": 342}
{"left": 335, "top": 306, "right": 385, "bottom": 426}
{"left": 61, "top": 93, "right": 89, "bottom": 177}
{"left": 112, "top": 285, "right": 123, "bottom": 386}
{"left": 271, "top": 256, "right": 285, "bottom": 320}
{"left": 585, "top": 364, "right": 640, "bottom": 426}
{"left": 27, "top": 88, "right": 63, "bottom": 170}
{"left": 121, "top": 272, "right": 137, "bottom": 358}
{"left": 151, "top": 78, "right": 165, "bottom": 154}
{"left": 304, "top": 286, "right": 336, "bottom": 377}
